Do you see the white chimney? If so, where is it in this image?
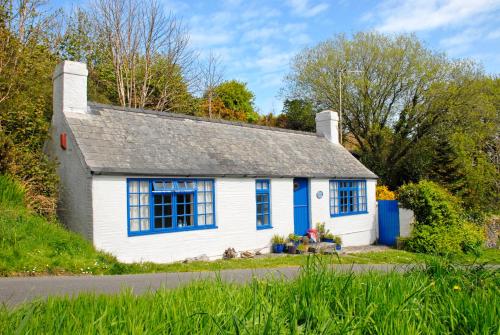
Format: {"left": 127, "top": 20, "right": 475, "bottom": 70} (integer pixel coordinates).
{"left": 315, "top": 110, "right": 339, "bottom": 144}
{"left": 53, "top": 61, "right": 88, "bottom": 115}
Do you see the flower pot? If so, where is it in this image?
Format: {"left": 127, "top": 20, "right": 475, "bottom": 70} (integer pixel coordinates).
{"left": 322, "top": 238, "right": 334, "bottom": 243}
{"left": 335, "top": 244, "right": 342, "bottom": 251}
{"left": 287, "top": 245, "right": 297, "bottom": 254}
{"left": 273, "top": 244, "right": 285, "bottom": 253}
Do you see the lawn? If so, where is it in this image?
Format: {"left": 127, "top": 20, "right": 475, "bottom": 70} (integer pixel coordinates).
{"left": 1, "top": 258, "right": 498, "bottom": 334}
{"left": 1, "top": 174, "right": 499, "bottom": 277}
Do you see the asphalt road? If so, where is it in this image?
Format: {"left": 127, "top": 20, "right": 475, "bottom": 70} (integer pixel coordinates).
{"left": 0, "top": 264, "right": 409, "bottom": 307}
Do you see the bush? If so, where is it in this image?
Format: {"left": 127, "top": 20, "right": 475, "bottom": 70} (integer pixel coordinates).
{"left": 398, "top": 181, "right": 484, "bottom": 255}
{"left": 376, "top": 185, "right": 395, "bottom": 200}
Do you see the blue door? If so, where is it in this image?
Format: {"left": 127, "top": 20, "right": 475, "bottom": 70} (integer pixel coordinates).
{"left": 378, "top": 200, "right": 400, "bottom": 246}
{"left": 293, "top": 178, "right": 309, "bottom": 236}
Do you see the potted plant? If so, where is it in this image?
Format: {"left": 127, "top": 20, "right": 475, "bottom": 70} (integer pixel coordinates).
{"left": 286, "top": 242, "right": 297, "bottom": 254}
{"left": 271, "top": 235, "right": 286, "bottom": 253}
{"left": 334, "top": 236, "right": 343, "bottom": 251}
{"left": 316, "top": 222, "right": 325, "bottom": 240}
{"left": 322, "top": 232, "right": 335, "bottom": 243}
{"left": 297, "top": 244, "right": 308, "bottom": 254}
{"left": 288, "top": 233, "right": 301, "bottom": 246}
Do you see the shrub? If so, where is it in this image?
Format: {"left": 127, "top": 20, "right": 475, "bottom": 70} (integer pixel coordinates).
{"left": 271, "top": 235, "right": 285, "bottom": 245}
{"left": 398, "top": 180, "right": 484, "bottom": 255}
{"left": 376, "top": 185, "right": 395, "bottom": 200}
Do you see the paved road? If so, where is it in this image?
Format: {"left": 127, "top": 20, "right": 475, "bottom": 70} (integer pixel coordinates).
{"left": 0, "top": 264, "right": 410, "bottom": 307}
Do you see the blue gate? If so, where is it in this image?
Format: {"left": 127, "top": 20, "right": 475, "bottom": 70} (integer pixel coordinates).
{"left": 293, "top": 178, "right": 309, "bottom": 236}
{"left": 378, "top": 200, "right": 400, "bottom": 246}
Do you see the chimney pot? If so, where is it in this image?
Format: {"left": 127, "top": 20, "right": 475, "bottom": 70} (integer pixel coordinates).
{"left": 53, "top": 61, "right": 88, "bottom": 115}
{"left": 315, "top": 110, "right": 340, "bottom": 144}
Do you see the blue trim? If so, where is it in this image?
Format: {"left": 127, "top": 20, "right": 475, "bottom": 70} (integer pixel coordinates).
{"left": 329, "top": 180, "right": 368, "bottom": 217}
{"left": 256, "top": 179, "right": 272, "bottom": 230}
{"left": 127, "top": 178, "right": 216, "bottom": 237}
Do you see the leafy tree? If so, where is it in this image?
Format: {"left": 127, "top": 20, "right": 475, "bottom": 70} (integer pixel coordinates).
{"left": 0, "top": 0, "right": 60, "bottom": 216}
{"left": 283, "top": 32, "right": 499, "bottom": 212}
{"left": 281, "top": 99, "right": 316, "bottom": 131}
{"left": 214, "top": 80, "right": 258, "bottom": 122}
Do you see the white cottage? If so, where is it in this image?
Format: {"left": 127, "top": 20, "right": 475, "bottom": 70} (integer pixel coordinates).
{"left": 47, "top": 61, "right": 378, "bottom": 263}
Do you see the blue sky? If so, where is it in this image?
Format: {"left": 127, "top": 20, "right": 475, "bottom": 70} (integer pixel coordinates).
{"left": 54, "top": 0, "right": 500, "bottom": 114}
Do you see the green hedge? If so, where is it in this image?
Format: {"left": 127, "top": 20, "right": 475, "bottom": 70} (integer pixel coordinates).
{"left": 398, "top": 180, "right": 485, "bottom": 255}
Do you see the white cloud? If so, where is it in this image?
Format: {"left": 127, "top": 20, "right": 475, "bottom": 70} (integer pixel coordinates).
{"left": 287, "top": 0, "right": 329, "bottom": 17}
{"left": 372, "top": 0, "right": 500, "bottom": 33}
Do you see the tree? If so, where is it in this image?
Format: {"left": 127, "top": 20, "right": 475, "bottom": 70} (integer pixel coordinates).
{"left": 197, "top": 51, "right": 224, "bottom": 118}
{"left": 213, "top": 80, "right": 258, "bottom": 122}
{"left": 0, "top": 0, "right": 61, "bottom": 216}
{"left": 281, "top": 99, "right": 316, "bottom": 131}
{"left": 284, "top": 32, "right": 466, "bottom": 184}
{"left": 88, "top": 0, "right": 194, "bottom": 111}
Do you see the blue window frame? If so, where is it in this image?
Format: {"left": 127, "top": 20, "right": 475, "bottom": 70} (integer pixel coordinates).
{"left": 127, "top": 179, "right": 216, "bottom": 236}
{"left": 256, "top": 179, "right": 272, "bottom": 229}
{"left": 329, "top": 180, "right": 367, "bottom": 217}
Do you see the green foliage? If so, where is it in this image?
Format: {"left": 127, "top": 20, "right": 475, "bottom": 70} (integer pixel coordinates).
{"left": 1, "top": 259, "right": 498, "bottom": 333}
{"left": 0, "top": 175, "right": 25, "bottom": 207}
{"left": 283, "top": 32, "right": 499, "bottom": 213}
{"left": 214, "top": 80, "right": 259, "bottom": 122}
{"left": 281, "top": 99, "right": 316, "bottom": 131}
{"left": 0, "top": 9, "right": 60, "bottom": 217}
{"left": 398, "top": 181, "right": 485, "bottom": 255}
{"left": 270, "top": 234, "right": 285, "bottom": 245}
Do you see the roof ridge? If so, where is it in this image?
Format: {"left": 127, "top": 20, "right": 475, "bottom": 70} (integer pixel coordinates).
{"left": 88, "top": 102, "right": 320, "bottom": 137}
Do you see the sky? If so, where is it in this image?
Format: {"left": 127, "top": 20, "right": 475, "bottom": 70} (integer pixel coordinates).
{"left": 53, "top": 0, "right": 500, "bottom": 114}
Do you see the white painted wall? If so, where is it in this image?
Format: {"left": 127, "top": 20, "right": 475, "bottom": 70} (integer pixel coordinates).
{"left": 309, "top": 179, "right": 377, "bottom": 246}
{"left": 46, "top": 111, "right": 94, "bottom": 240}
{"left": 399, "top": 207, "right": 414, "bottom": 238}
{"left": 92, "top": 176, "right": 294, "bottom": 263}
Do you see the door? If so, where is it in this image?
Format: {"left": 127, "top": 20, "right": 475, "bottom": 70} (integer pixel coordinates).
{"left": 378, "top": 200, "right": 400, "bottom": 245}
{"left": 293, "top": 178, "right": 310, "bottom": 236}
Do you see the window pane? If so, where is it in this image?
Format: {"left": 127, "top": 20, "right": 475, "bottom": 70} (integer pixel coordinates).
{"left": 205, "top": 203, "right": 213, "bottom": 213}
{"left": 154, "top": 194, "right": 162, "bottom": 204}
{"left": 165, "top": 216, "right": 172, "bottom": 228}
{"left": 140, "top": 194, "right": 149, "bottom": 206}
{"left": 130, "top": 206, "right": 139, "bottom": 218}
{"left": 256, "top": 181, "right": 262, "bottom": 190}
{"left": 154, "top": 217, "right": 163, "bottom": 229}
{"left": 197, "top": 191, "right": 205, "bottom": 203}
{"left": 263, "top": 215, "right": 269, "bottom": 225}
{"left": 206, "top": 214, "right": 213, "bottom": 225}
{"left": 198, "top": 204, "right": 205, "bottom": 214}
{"left": 130, "top": 219, "right": 140, "bottom": 232}
{"left": 257, "top": 216, "right": 263, "bottom": 226}
{"left": 257, "top": 204, "right": 262, "bottom": 214}
{"left": 198, "top": 214, "right": 205, "bottom": 225}
{"left": 140, "top": 206, "right": 149, "bottom": 218}
{"left": 129, "top": 194, "right": 139, "bottom": 206}
{"left": 205, "top": 181, "right": 213, "bottom": 191}
{"left": 205, "top": 192, "right": 213, "bottom": 202}
{"left": 140, "top": 219, "right": 150, "bottom": 230}
{"left": 186, "top": 203, "right": 193, "bottom": 215}
{"left": 140, "top": 181, "right": 149, "bottom": 192}
{"left": 262, "top": 181, "right": 268, "bottom": 190}
{"left": 154, "top": 205, "right": 162, "bottom": 216}
{"left": 185, "top": 215, "right": 193, "bottom": 227}
{"left": 129, "top": 181, "right": 139, "bottom": 193}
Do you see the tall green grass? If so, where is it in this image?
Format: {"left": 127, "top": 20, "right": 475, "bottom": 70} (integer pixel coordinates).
{"left": 0, "top": 257, "right": 498, "bottom": 334}
{"left": 0, "top": 175, "right": 25, "bottom": 208}
{"left": 0, "top": 174, "right": 123, "bottom": 276}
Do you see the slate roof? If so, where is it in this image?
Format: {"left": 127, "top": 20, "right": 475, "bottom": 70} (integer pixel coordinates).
{"left": 64, "top": 102, "right": 377, "bottom": 179}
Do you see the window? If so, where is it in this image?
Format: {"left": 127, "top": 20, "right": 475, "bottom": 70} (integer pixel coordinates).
{"left": 127, "top": 179, "right": 216, "bottom": 236}
{"left": 256, "top": 180, "right": 271, "bottom": 229}
{"left": 329, "top": 180, "right": 367, "bottom": 216}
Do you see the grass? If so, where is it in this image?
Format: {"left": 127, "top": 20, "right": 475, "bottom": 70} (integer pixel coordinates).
{"left": 1, "top": 174, "right": 499, "bottom": 277}
{"left": 0, "top": 257, "right": 499, "bottom": 334}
